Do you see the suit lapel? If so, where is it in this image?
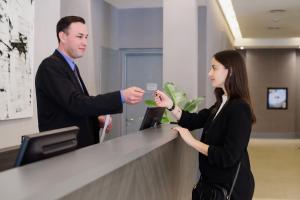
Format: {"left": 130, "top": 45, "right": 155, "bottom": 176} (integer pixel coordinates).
{"left": 202, "top": 102, "right": 229, "bottom": 142}
{"left": 212, "top": 101, "right": 228, "bottom": 123}
{"left": 52, "top": 50, "right": 88, "bottom": 95}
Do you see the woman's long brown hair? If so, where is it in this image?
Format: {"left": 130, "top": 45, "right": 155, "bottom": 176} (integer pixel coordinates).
{"left": 213, "top": 50, "right": 256, "bottom": 124}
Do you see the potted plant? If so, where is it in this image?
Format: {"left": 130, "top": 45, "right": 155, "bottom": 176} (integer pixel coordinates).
{"left": 145, "top": 82, "right": 204, "bottom": 123}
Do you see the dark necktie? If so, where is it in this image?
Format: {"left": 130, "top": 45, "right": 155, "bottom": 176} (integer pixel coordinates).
{"left": 73, "top": 64, "right": 84, "bottom": 92}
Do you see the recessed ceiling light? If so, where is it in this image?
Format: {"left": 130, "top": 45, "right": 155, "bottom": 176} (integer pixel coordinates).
{"left": 272, "top": 18, "right": 280, "bottom": 23}
{"left": 269, "top": 9, "right": 286, "bottom": 13}
{"left": 267, "top": 26, "right": 281, "bottom": 30}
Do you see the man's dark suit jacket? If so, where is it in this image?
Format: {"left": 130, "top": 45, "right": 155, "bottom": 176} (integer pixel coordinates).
{"left": 35, "top": 50, "right": 122, "bottom": 148}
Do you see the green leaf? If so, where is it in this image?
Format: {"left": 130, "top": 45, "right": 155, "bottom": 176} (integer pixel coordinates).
{"left": 146, "top": 82, "right": 204, "bottom": 120}
{"left": 183, "top": 97, "right": 204, "bottom": 112}
{"left": 175, "top": 92, "right": 187, "bottom": 106}
{"left": 160, "top": 112, "right": 170, "bottom": 123}
{"left": 163, "top": 82, "right": 175, "bottom": 102}
{"left": 161, "top": 116, "right": 170, "bottom": 124}
{"left": 144, "top": 100, "right": 156, "bottom": 107}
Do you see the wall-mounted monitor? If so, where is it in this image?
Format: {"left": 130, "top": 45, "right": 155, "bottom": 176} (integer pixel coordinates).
{"left": 15, "top": 126, "right": 79, "bottom": 167}
{"left": 267, "top": 87, "right": 288, "bottom": 110}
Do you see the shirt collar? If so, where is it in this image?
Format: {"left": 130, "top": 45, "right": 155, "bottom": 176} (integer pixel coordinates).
{"left": 56, "top": 49, "right": 76, "bottom": 71}
{"left": 222, "top": 95, "right": 228, "bottom": 103}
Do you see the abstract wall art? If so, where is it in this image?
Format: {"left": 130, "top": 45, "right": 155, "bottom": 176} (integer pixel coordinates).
{"left": 0, "top": 0, "right": 34, "bottom": 120}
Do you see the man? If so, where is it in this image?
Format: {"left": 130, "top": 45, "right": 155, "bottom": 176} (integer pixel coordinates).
{"left": 35, "top": 16, "right": 144, "bottom": 148}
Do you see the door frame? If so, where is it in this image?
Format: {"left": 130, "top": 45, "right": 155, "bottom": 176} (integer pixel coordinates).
{"left": 120, "top": 48, "right": 163, "bottom": 135}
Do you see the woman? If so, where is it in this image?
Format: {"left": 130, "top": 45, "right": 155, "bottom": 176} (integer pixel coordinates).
{"left": 154, "top": 50, "right": 255, "bottom": 199}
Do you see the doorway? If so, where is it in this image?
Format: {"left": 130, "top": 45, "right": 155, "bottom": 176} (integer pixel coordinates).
{"left": 121, "top": 49, "right": 163, "bottom": 135}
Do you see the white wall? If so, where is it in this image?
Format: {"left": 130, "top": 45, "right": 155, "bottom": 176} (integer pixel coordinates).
{"left": 163, "top": 0, "right": 233, "bottom": 106}
{"left": 98, "top": 1, "right": 119, "bottom": 50}
{"left": 198, "top": 6, "right": 207, "bottom": 109}
{"left": 163, "top": 0, "right": 198, "bottom": 99}
{"left": 0, "top": 0, "right": 60, "bottom": 148}
{"left": 61, "top": 0, "right": 98, "bottom": 95}
{"left": 205, "top": 0, "right": 234, "bottom": 106}
{"left": 118, "top": 8, "right": 163, "bottom": 49}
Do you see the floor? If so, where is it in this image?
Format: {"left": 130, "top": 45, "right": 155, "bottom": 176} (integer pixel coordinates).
{"left": 248, "top": 139, "right": 300, "bottom": 200}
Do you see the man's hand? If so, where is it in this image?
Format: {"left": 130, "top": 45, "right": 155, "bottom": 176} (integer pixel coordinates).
{"left": 98, "top": 115, "right": 112, "bottom": 133}
{"left": 123, "top": 87, "right": 145, "bottom": 104}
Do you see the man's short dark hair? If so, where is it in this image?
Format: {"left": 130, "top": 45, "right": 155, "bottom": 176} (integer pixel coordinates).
{"left": 56, "top": 16, "right": 85, "bottom": 43}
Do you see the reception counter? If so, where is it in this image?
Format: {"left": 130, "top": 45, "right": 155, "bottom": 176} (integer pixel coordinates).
{"left": 0, "top": 124, "right": 198, "bottom": 200}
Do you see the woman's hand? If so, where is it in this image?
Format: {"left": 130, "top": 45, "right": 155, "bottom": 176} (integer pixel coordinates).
{"left": 154, "top": 90, "right": 173, "bottom": 109}
{"left": 172, "top": 126, "right": 209, "bottom": 156}
{"left": 172, "top": 126, "right": 196, "bottom": 147}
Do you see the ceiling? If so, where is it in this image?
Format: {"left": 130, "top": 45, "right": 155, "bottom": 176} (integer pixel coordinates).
{"left": 104, "top": 0, "right": 162, "bottom": 9}
{"left": 231, "top": 0, "right": 300, "bottom": 48}
{"left": 232, "top": 0, "right": 300, "bottom": 38}
{"left": 104, "top": 0, "right": 300, "bottom": 48}
{"left": 104, "top": 0, "right": 205, "bottom": 9}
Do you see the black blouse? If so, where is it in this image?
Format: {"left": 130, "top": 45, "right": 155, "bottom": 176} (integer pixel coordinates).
{"left": 178, "top": 99, "right": 254, "bottom": 199}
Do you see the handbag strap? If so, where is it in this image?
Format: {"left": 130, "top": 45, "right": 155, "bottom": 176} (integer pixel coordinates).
{"left": 227, "top": 161, "right": 241, "bottom": 199}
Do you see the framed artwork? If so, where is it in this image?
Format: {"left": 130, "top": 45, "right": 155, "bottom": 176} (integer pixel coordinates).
{"left": 0, "top": 0, "right": 34, "bottom": 120}
{"left": 267, "top": 87, "right": 288, "bottom": 109}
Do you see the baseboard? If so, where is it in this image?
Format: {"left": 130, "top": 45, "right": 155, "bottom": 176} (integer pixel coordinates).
{"left": 251, "top": 132, "right": 299, "bottom": 139}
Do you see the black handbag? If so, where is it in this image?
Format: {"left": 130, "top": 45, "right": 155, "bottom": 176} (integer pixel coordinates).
{"left": 192, "top": 162, "right": 241, "bottom": 200}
